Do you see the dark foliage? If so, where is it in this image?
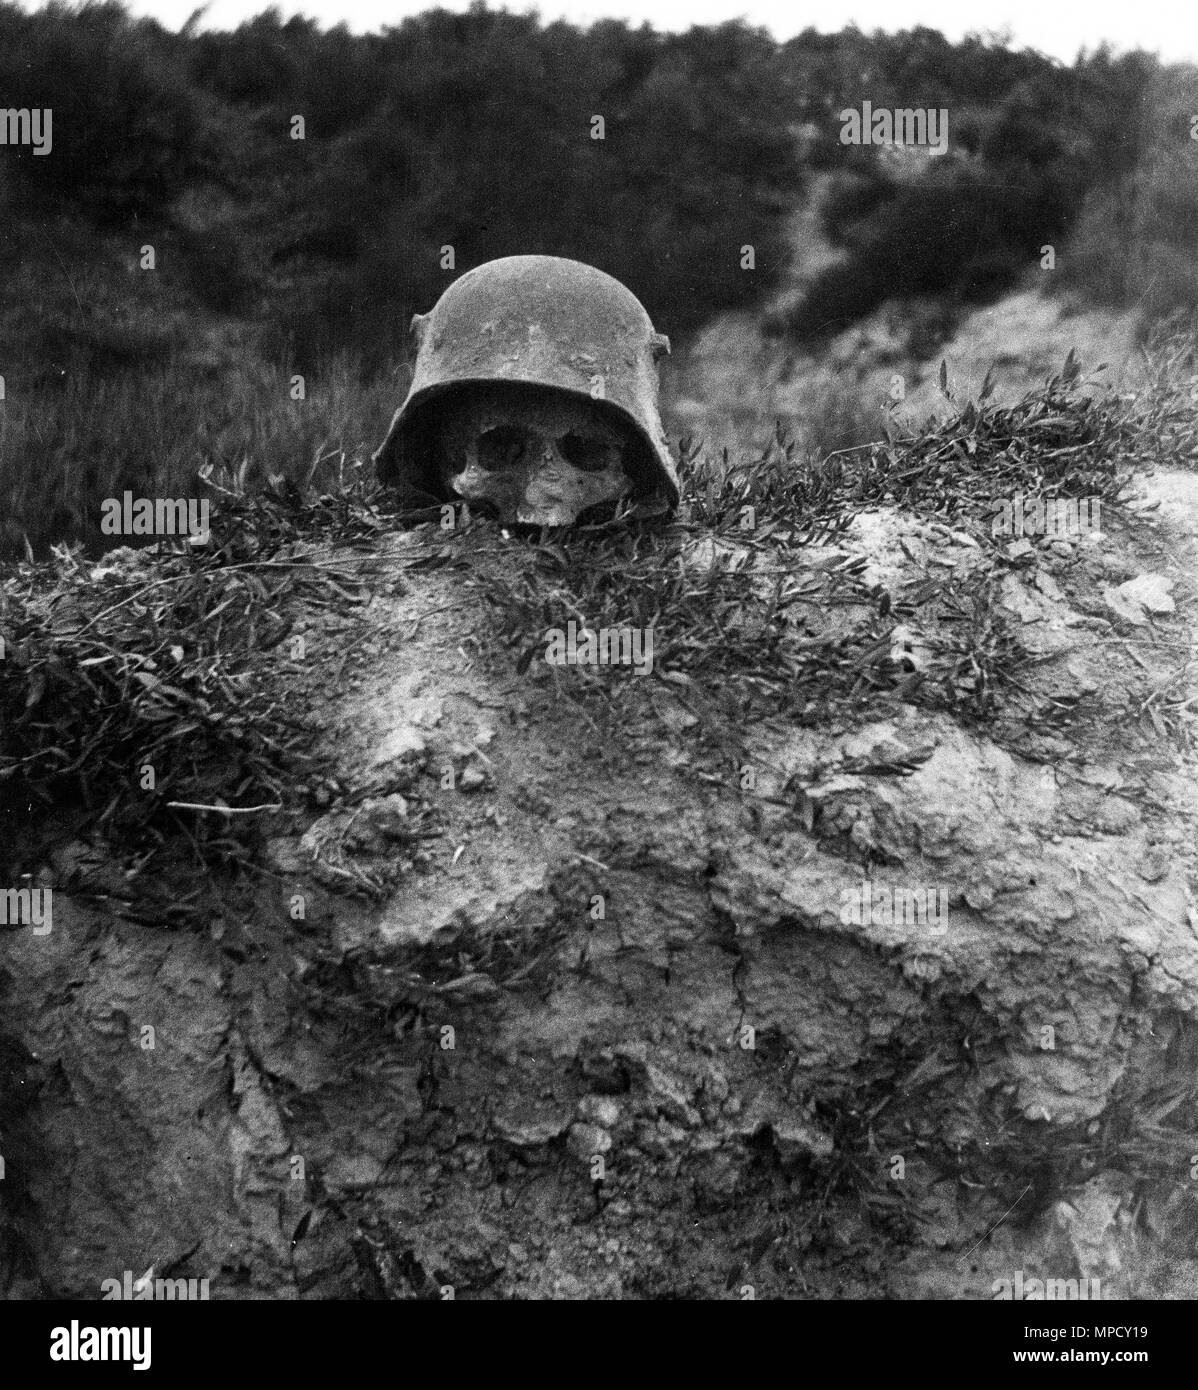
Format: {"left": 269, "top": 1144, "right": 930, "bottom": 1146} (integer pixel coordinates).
{"left": 0, "top": 4, "right": 1188, "bottom": 558}
{"left": 0, "top": 3, "right": 803, "bottom": 369}
{"left": 0, "top": 2, "right": 202, "bottom": 219}
{"left": 780, "top": 46, "right": 1158, "bottom": 339}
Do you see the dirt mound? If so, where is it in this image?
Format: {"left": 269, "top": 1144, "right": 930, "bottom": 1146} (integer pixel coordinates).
{"left": 5, "top": 454, "right": 1198, "bottom": 1298}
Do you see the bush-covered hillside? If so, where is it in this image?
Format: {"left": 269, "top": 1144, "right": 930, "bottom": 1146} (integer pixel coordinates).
{"left": 771, "top": 38, "right": 1184, "bottom": 338}
{"left": 0, "top": 3, "right": 1195, "bottom": 558}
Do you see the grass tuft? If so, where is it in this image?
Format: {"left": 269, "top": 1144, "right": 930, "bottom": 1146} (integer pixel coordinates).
{"left": 0, "top": 468, "right": 384, "bottom": 879}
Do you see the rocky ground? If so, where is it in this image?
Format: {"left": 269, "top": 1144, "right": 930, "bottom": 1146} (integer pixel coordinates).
{"left": 4, "top": 447, "right": 1198, "bottom": 1299}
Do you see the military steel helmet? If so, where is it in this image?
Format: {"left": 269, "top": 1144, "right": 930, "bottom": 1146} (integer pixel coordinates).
{"left": 373, "top": 255, "right": 680, "bottom": 511}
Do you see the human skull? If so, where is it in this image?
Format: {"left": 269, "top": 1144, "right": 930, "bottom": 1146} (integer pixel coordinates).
{"left": 434, "top": 384, "right": 634, "bottom": 527}
{"left": 373, "top": 257, "right": 680, "bottom": 520}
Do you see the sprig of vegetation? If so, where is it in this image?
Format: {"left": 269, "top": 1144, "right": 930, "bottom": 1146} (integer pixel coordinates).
{"left": 0, "top": 472, "right": 384, "bottom": 877}
{"left": 472, "top": 359, "right": 1179, "bottom": 751}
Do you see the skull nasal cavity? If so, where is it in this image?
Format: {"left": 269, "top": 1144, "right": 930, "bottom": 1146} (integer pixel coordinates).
{"left": 559, "top": 433, "right": 612, "bottom": 472}
{"left": 477, "top": 425, "right": 527, "bottom": 470}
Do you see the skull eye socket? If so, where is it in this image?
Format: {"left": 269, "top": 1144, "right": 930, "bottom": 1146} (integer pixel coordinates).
{"left": 476, "top": 425, "right": 527, "bottom": 471}
{"left": 559, "top": 432, "right": 616, "bottom": 473}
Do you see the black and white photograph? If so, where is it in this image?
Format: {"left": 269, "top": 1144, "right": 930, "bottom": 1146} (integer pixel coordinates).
{"left": 0, "top": 0, "right": 1196, "bottom": 1343}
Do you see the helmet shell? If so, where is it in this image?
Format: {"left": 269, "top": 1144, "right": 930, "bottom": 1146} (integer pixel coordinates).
{"left": 373, "top": 255, "right": 679, "bottom": 509}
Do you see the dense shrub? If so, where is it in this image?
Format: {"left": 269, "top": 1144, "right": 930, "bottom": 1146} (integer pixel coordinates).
{"left": 780, "top": 47, "right": 1160, "bottom": 341}
{"left": 0, "top": 2, "right": 201, "bottom": 219}
{"left": 267, "top": 10, "right": 803, "bottom": 365}
{"left": 784, "top": 167, "right": 1032, "bottom": 337}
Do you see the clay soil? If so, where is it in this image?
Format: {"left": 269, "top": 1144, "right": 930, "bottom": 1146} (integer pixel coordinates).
{"left": 5, "top": 461, "right": 1198, "bottom": 1301}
